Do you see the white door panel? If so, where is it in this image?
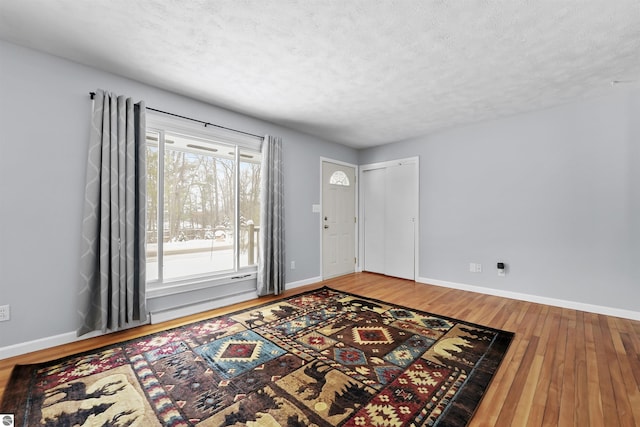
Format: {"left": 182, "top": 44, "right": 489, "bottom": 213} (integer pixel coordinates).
{"left": 362, "top": 160, "right": 418, "bottom": 280}
{"left": 322, "top": 162, "right": 356, "bottom": 279}
{"left": 385, "top": 163, "right": 417, "bottom": 280}
{"left": 363, "top": 168, "right": 385, "bottom": 274}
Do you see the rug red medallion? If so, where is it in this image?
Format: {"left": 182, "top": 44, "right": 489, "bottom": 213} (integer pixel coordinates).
{"left": 1, "top": 287, "right": 513, "bottom": 426}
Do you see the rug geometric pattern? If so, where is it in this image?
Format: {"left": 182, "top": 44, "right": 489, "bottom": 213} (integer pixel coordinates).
{"left": 1, "top": 287, "right": 514, "bottom": 426}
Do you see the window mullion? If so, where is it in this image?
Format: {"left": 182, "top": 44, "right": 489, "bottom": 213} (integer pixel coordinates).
{"left": 157, "top": 131, "right": 165, "bottom": 283}
{"left": 234, "top": 146, "right": 240, "bottom": 272}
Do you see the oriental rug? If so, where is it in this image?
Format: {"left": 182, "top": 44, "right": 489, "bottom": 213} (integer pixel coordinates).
{"left": 1, "top": 287, "right": 513, "bottom": 426}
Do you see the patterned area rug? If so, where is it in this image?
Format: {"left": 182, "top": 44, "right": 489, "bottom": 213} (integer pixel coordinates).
{"left": 2, "top": 287, "right": 513, "bottom": 426}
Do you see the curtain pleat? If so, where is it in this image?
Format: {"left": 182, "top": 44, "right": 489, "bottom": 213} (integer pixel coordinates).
{"left": 257, "top": 135, "right": 284, "bottom": 296}
{"left": 78, "top": 89, "right": 147, "bottom": 336}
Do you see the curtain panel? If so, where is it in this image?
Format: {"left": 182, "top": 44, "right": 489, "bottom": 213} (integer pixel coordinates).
{"left": 78, "top": 90, "right": 147, "bottom": 336}
{"left": 257, "top": 135, "right": 285, "bottom": 296}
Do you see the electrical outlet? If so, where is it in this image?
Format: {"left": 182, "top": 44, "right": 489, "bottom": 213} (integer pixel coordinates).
{"left": 290, "top": 261, "right": 296, "bottom": 270}
{"left": 0, "top": 304, "right": 10, "bottom": 322}
{"left": 469, "top": 263, "right": 482, "bottom": 273}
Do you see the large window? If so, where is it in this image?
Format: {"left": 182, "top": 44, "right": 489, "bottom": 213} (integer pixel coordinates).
{"left": 145, "top": 115, "right": 262, "bottom": 287}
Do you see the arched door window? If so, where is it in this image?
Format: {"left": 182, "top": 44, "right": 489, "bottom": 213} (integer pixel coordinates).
{"left": 329, "top": 170, "right": 350, "bottom": 186}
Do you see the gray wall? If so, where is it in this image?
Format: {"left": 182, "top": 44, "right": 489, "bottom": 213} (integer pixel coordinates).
{"left": 631, "top": 91, "right": 640, "bottom": 298}
{"left": 0, "top": 40, "right": 357, "bottom": 348}
{"left": 360, "top": 89, "right": 639, "bottom": 312}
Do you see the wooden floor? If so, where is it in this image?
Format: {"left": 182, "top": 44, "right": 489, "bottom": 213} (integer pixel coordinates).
{"left": 1, "top": 272, "right": 639, "bottom": 426}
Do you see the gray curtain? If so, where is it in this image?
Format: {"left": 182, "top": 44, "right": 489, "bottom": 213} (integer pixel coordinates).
{"left": 257, "top": 135, "right": 285, "bottom": 295}
{"left": 78, "top": 89, "right": 147, "bottom": 336}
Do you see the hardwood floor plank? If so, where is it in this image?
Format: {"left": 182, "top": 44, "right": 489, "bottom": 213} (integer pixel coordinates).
{"left": 519, "top": 305, "right": 556, "bottom": 426}
{"left": 620, "top": 332, "right": 640, "bottom": 390}
{"left": 556, "top": 308, "right": 576, "bottom": 426}
{"left": 573, "top": 310, "right": 591, "bottom": 426}
{"left": 589, "top": 313, "right": 621, "bottom": 425}
{"left": 1, "top": 272, "right": 639, "bottom": 427}
{"left": 598, "top": 315, "right": 636, "bottom": 427}
{"left": 584, "top": 313, "right": 605, "bottom": 425}
{"left": 494, "top": 336, "right": 540, "bottom": 426}
{"left": 469, "top": 302, "right": 524, "bottom": 427}
{"left": 539, "top": 307, "right": 565, "bottom": 426}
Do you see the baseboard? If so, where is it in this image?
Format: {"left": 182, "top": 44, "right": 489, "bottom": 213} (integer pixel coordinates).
{"left": 0, "top": 277, "right": 325, "bottom": 360}
{"left": 286, "top": 276, "right": 322, "bottom": 290}
{"left": 0, "top": 292, "right": 260, "bottom": 360}
{"left": 417, "top": 276, "right": 640, "bottom": 321}
{"left": 0, "top": 329, "right": 105, "bottom": 361}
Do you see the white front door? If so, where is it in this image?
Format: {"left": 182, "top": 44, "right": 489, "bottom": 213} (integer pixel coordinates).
{"left": 322, "top": 161, "right": 356, "bottom": 279}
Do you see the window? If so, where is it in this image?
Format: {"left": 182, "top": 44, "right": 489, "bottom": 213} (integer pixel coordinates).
{"left": 329, "top": 170, "right": 350, "bottom": 186}
{"left": 145, "top": 114, "right": 262, "bottom": 288}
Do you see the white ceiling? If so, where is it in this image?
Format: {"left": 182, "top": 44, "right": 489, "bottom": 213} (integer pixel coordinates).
{"left": 1, "top": 1, "right": 640, "bottom": 148}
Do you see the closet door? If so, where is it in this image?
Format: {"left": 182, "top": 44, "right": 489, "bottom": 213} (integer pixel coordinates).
{"left": 361, "top": 159, "right": 418, "bottom": 280}
{"left": 384, "top": 162, "right": 417, "bottom": 280}
{"left": 363, "top": 168, "right": 386, "bottom": 274}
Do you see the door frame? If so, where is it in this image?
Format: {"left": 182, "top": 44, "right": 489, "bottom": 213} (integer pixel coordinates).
{"left": 320, "top": 157, "right": 359, "bottom": 280}
{"left": 358, "top": 156, "right": 420, "bottom": 280}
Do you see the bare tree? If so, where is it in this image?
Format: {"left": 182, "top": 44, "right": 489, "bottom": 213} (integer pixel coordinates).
{"left": 146, "top": 145, "right": 159, "bottom": 242}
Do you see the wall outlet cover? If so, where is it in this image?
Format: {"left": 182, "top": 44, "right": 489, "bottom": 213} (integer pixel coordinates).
{"left": 0, "top": 304, "right": 10, "bottom": 322}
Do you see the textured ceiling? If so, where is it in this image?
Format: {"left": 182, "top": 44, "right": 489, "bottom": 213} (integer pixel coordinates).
{"left": 1, "top": 1, "right": 640, "bottom": 148}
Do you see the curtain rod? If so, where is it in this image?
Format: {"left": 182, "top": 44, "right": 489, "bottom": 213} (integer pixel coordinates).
{"left": 89, "top": 92, "right": 264, "bottom": 140}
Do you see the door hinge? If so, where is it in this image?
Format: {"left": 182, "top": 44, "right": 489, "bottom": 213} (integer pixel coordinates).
{"left": 354, "top": 257, "right": 357, "bottom": 264}
{"left": 354, "top": 216, "right": 357, "bottom": 223}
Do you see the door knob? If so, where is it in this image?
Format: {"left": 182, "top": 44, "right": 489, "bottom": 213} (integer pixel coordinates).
{"left": 324, "top": 225, "right": 329, "bottom": 229}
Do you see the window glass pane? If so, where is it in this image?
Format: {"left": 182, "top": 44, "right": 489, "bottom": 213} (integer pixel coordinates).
{"left": 162, "top": 133, "right": 236, "bottom": 280}
{"left": 146, "top": 131, "right": 159, "bottom": 281}
{"left": 329, "top": 170, "right": 350, "bottom": 186}
{"left": 145, "top": 117, "right": 262, "bottom": 286}
{"left": 239, "top": 148, "right": 261, "bottom": 268}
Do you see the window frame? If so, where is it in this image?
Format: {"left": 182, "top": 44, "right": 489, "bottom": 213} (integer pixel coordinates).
{"left": 145, "top": 113, "right": 263, "bottom": 298}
